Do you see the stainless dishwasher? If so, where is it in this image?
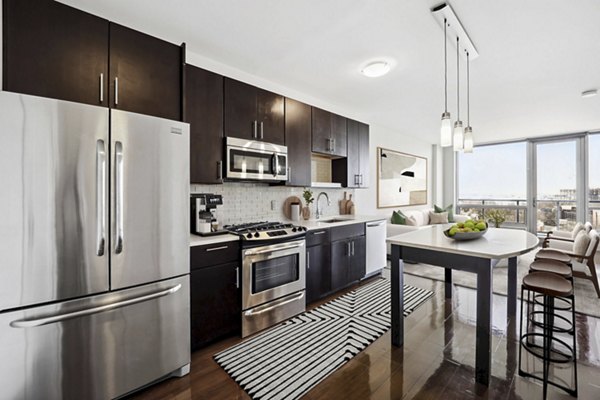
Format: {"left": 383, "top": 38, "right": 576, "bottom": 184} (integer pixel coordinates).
{"left": 366, "top": 220, "right": 387, "bottom": 277}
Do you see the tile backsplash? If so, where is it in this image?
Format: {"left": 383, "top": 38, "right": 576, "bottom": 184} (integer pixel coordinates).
{"left": 191, "top": 183, "right": 356, "bottom": 226}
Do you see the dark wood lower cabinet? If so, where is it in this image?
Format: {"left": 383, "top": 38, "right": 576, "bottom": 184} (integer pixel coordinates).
{"left": 306, "top": 243, "right": 331, "bottom": 304}
{"left": 330, "top": 236, "right": 366, "bottom": 292}
{"left": 190, "top": 262, "right": 240, "bottom": 350}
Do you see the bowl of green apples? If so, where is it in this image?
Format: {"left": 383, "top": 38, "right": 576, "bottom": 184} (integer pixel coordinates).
{"left": 443, "top": 219, "right": 488, "bottom": 241}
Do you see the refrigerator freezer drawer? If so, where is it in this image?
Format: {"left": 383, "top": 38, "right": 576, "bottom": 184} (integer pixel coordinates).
{"left": 0, "top": 275, "right": 190, "bottom": 400}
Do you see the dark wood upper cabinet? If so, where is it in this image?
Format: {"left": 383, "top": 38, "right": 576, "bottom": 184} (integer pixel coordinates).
{"left": 284, "top": 98, "right": 312, "bottom": 186}
{"left": 185, "top": 65, "right": 224, "bottom": 184}
{"left": 3, "top": 1, "right": 183, "bottom": 120}
{"left": 311, "top": 107, "right": 347, "bottom": 157}
{"left": 3, "top": 0, "right": 109, "bottom": 106}
{"left": 109, "top": 23, "right": 182, "bottom": 121}
{"left": 224, "top": 78, "right": 284, "bottom": 144}
{"left": 332, "top": 120, "right": 370, "bottom": 188}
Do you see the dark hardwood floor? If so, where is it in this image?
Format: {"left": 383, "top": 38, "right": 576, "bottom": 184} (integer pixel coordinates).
{"left": 128, "top": 273, "right": 600, "bottom": 400}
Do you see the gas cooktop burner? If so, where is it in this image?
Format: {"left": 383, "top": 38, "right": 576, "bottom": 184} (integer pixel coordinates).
{"left": 224, "top": 221, "right": 307, "bottom": 241}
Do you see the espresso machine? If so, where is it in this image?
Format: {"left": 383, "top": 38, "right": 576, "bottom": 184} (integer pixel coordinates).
{"left": 191, "top": 193, "right": 224, "bottom": 236}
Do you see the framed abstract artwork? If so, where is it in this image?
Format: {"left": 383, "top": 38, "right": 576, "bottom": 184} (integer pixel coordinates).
{"left": 377, "top": 147, "right": 427, "bottom": 208}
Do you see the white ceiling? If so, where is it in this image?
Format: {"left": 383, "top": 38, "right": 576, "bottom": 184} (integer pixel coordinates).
{"left": 61, "top": 0, "right": 600, "bottom": 144}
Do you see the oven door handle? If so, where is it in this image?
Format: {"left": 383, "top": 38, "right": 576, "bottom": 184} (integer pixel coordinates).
{"left": 244, "top": 292, "right": 305, "bottom": 316}
{"left": 244, "top": 241, "right": 304, "bottom": 256}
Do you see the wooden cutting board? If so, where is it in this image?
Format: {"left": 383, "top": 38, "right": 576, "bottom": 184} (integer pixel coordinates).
{"left": 283, "top": 196, "right": 302, "bottom": 220}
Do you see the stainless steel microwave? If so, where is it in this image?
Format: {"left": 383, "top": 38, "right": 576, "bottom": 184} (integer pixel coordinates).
{"left": 225, "top": 137, "right": 288, "bottom": 182}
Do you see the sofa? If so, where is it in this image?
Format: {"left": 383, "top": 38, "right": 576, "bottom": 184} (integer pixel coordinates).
{"left": 386, "top": 208, "right": 469, "bottom": 255}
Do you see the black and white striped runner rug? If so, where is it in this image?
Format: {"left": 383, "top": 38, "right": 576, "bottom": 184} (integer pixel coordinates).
{"left": 214, "top": 279, "right": 433, "bottom": 400}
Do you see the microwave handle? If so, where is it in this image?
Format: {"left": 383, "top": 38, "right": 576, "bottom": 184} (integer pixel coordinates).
{"left": 270, "top": 153, "right": 277, "bottom": 177}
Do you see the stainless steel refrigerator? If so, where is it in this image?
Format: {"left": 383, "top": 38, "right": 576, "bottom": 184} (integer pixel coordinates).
{"left": 0, "top": 91, "right": 190, "bottom": 399}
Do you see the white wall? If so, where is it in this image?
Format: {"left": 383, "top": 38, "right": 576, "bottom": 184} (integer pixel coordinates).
{"left": 352, "top": 124, "right": 434, "bottom": 218}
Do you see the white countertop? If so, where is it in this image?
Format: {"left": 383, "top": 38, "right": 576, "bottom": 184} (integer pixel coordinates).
{"left": 387, "top": 224, "right": 539, "bottom": 259}
{"left": 189, "top": 233, "right": 239, "bottom": 247}
{"left": 294, "top": 215, "right": 387, "bottom": 231}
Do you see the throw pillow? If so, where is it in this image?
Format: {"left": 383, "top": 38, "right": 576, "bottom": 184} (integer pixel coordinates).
{"left": 571, "top": 222, "right": 584, "bottom": 239}
{"left": 391, "top": 210, "right": 407, "bottom": 225}
{"left": 405, "top": 215, "right": 418, "bottom": 226}
{"left": 573, "top": 230, "right": 591, "bottom": 262}
{"left": 429, "top": 211, "right": 449, "bottom": 224}
{"left": 434, "top": 204, "right": 454, "bottom": 222}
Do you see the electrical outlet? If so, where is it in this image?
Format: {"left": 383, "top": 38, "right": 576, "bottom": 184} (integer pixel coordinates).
{"left": 271, "top": 200, "right": 276, "bottom": 211}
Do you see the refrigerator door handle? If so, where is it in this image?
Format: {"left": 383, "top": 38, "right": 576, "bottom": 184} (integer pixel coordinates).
{"left": 10, "top": 284, "right": 182, "bottom": 329}
{"left": 115, "top": 141, "right": 124, "bottom": 254}
{"left": 96, "top": 140, "right": 107, "bottom": 256}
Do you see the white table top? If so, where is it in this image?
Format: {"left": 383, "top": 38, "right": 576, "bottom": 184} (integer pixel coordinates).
{"left": 387, "top": 224, "right": 539, "bottom": 259}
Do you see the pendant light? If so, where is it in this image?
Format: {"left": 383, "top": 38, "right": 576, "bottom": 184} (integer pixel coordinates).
{"left": 453, "top": 36, "right": 464, "bottom": 151}
{"left": 463, "top": 51, "right": 474, "bottom": 153}
{"left": 440, "top": 18, "right": 452, "bottom": 147}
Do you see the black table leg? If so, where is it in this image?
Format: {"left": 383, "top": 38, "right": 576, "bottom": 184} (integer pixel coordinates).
{"left": 475, "top": 260, "right": 493, "bottom": 386}
{"left": 391, "top": 244, "right": 404, "bottom": 347}
{"left": 507, "top": 256, "right": 518, "bottom": 319}
{"left": 445, "top": 268, "right": 452, "bottom": 299}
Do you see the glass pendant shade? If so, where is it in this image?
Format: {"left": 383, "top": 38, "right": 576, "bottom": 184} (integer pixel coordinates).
{"left": 440, "top": 112, "right": 452, "bottom": 147}
{"left": 463, "top": 126, "right": 473, "bottom": 153}
{"left": 453, "top": 120, "right": 464, "bottom": 151}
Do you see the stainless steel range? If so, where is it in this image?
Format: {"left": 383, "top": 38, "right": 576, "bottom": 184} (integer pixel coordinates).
{"left": 225, "top": 222, "right": 308, "bottom": 337}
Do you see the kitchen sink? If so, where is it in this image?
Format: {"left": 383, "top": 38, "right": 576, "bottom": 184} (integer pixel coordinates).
{"left": 319, "top": 218, "right": 353, "bottom": 224}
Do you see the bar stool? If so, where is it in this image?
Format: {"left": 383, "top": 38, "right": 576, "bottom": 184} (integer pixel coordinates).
{"left": 519, "top": 272, "right": 578, "bottom": 399}
{"left": 534, "top": 249, "right": 572, "bottom": 266}
{"left": 529, "top": 259, "right": 574, "bottom": 314}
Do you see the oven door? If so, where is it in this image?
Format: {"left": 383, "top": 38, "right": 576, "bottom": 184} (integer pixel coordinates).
{"left": 242, "top": 240, "right": 305, "bottom": 310}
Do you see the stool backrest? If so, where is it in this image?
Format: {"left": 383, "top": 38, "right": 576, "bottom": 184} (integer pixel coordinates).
{"left": 584, "top": 222, "right": 593, "bottom": 234}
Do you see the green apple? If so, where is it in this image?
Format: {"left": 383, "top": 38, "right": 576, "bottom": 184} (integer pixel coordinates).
{"left": 475, "top": 222, "right": 487, "bottom": 231}
{"left": 449, "top": 228, "right": 458, "bottom": 236}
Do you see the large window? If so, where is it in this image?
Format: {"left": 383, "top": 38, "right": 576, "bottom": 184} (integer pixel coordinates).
{"left": 457, "top": 142, "right": 527, "bottom": 227}
{"left": 589, "top": 134, "right": 600, "bottom": 229}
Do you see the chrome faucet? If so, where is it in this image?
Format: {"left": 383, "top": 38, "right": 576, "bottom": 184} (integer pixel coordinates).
{"left": 316, "top": 192, "right": 331, "bottom": 219}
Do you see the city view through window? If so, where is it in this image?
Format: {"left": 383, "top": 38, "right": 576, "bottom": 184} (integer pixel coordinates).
{"left": 457, "top": 135, "right": 600, "bottom": 233}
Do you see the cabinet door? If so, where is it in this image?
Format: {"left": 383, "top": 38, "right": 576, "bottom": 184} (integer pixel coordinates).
{"left": 330, "top": 240, "right": 350, "bottom": 291}
{"left": 306, "top": 244, "right": 331, "bottom": 304}
{"left": 109, "top": 23, "right": 182, "bottom": 121}
{"left": 346, "top": 119, "right": 361, "bottom": 187}
{"left": 330, "top": 113, "right": 347, "bottom": 157}
{"left": 285, "top": 98, "right": 312, "bottom": 186}
{"left": 190, "top": 262, "right": 240, "bottom": 350}
{"left": 348, "top": 236, "right": 366, "bottom": 282}
{"left": 257, "top": 88, "right": 285, "bottom": 144}
{"left": 3, "top": 0, "right": 109, "bottom": 106}
{"left": 358, "top": 122, "right": 370, "bottom": 188}
{"left": 224, "top": 78, "right": 257, "bottom": 140}
{"left": 186, "top": 65, "right": 224, "bottom": 184}
{"left": 311, "top": 107, "right": 332, "bottom": 154}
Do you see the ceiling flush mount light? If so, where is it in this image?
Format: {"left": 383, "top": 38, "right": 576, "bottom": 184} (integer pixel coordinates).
{"left": 582, "top": 89, "right": 598, "bottom": 98}
{"left": 361, "top": 61, "right": 391, "bottom": 78}
{"left": 440, "top": 18, "right": 452, "bottom": 147}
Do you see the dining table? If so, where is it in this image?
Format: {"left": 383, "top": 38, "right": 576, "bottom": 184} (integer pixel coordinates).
{"left": 387, "top": 224, "right": 539, "bottom": 386}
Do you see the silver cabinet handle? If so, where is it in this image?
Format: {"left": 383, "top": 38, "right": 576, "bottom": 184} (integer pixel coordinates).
{"left": 10, "top": 284, "right": 181, "bottom": 328}
{"left": 96, "top": 140, "right": 107, "bottom": 256}
{"left": 244, "top": 292, "right": 304, "bottom": 316}
{"left": 253, "top": 120, "right": 258, "bottom": 139}
{"left": 288, "top": 167, "right": 291, "bottom": 182}
{"left": 325, "top": 138, "right": 330, "bottom": 152}
{"left": 331, "top": 138, "right": 335, "bottom": 153}
{"left": 346, "top": 242, "right": 351, "bottom": 256}
{"left": 217, "top": 160, "right": 223, "bottom": 180}
{"left": 260, "top": 121, "right": 264, "bottom": 140}
{"left": 359, "top": 174, "right": 363, "bottom": 185}
{"left": 115, "top": 141, "right": 124, "bottom": 254}
{"left": 99, "top": 73, "right": 104, "bottom": 103}
{"left": 307, "top": 251, "right": 310, "bottom": 270}
{"left": 351, "top": 240, "right": 355, "bottom": 256}
{"left": 114, "top": 77, "right": 119, "bottom": 105}
{"left": 235, "top": 267, "right": 239, "bottom": 289}
{"left": 366, "top": 220, "right": 386, "bottom": 227}
{"left": 206, "top": 245, "right": 228, "bottom": 252}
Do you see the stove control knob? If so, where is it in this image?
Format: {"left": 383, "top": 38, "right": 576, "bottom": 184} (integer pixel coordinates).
{"left": 254, "top": 232, "right": 260, "bottom": 238}
{"left": 292, "top": 227, "right": 297, "bottom": 232}
{"left": 246, "top": 233, "right": 253, "bottom": 239}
